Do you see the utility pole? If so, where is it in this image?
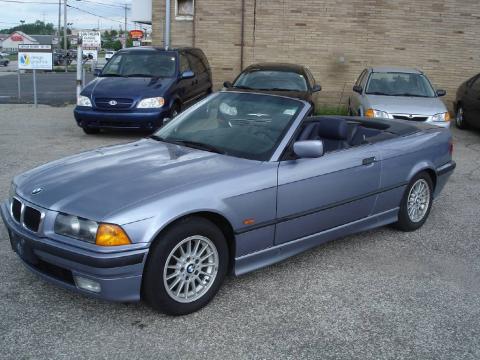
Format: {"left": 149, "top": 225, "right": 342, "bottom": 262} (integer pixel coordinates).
{"left": 123, "top": 3, "right": 127, "bottom": 48}
{"left": 64, "top": 0, "right": 67, "bottom": 72}
{"left": 164, "top": 0, "right": 170, "bottom": 49}
{"left": 57, "top": 0, "right": 61, "bottom": 49}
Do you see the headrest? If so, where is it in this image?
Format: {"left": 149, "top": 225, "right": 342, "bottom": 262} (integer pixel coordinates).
{"left": 315, "top": 118, "right": 348, "bottom": 140}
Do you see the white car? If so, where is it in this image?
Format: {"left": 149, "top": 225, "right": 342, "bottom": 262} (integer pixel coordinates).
{"left": 104, "top": 50, "right": 115, "bottom": 61}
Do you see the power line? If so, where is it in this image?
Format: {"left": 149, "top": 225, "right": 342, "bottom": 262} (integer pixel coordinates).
{"left": 67, "top": 3, "right": 135, "bottom": 26}
{"left": 0, "top": 0, "right": 58, "bottom": 3}
{"left": 74, "top": 0, "right": 129, "bottom": 9}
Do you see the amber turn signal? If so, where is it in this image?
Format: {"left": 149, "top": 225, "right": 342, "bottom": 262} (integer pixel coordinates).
{"left": 96, "top": 224, "right": 131, "bottom": 246}
{"left": 365, "top": 109, "right": 375, "bottom": 118}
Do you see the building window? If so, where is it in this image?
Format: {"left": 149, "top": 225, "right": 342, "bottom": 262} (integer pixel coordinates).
{"left": 175, "top": 0, "right": 194, "bottom": 21}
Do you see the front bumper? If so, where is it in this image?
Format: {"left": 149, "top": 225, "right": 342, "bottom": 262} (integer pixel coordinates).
{"left": 74, "top": 106, "right": 170, "bottom": 130}
{"left": 0, "top": 201, "right": 148, "bottom": 302}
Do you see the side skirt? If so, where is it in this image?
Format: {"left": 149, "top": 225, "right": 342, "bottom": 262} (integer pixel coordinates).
{"left": 233, "top": 208, "right": 399, "bottom": 276}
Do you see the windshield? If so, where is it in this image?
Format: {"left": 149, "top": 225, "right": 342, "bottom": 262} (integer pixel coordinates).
{"left": 365, "top": 72, "right": 436, "bottom": 97}
{"left": 101, "top": 51, "right": 177, "bottom": 78}
{"left": 153, "top": 92, "right": 303, "bottom": 161}
{"left": 234, "top": 70, "right": 308, "bottom": 91}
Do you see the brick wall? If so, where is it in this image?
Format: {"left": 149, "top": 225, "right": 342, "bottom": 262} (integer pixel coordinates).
{"left": 152, "top": 0, "right": 480, "bottom": 110}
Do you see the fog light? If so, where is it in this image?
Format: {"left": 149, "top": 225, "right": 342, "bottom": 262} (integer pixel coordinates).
{"left": 74, "top": 276, "right": 101, "bottom": 293}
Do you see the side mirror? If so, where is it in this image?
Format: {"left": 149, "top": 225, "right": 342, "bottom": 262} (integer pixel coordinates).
{"left": 163, "top": 117, "right": 172, "bottom": 125}
{"left": 312, "top": 84, "right": 322, "bottom": 92}
{"left": 181, "top": 70, "right": 195, "bottom": 79}
{"left": 436, "top": 89, "right": 446, "bottom": 97}
{"left": 353, "top": 85, "right": 363, "bottom": 94}
{"left": 223, "top": 81, "right": 233, "bottom": 88}
{"left": 93, "top": 68, "right": 102, "bottom": 77}
{"left": 293, "top": 140, "right": 324, "bottom": 158}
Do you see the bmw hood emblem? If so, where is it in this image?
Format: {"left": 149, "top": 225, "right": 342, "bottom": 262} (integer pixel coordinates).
{"left": 31, "top": 187, "right": 43, "bottom": 195}
{"left": 109, "top": 100, "right": 117, "bottom": 106}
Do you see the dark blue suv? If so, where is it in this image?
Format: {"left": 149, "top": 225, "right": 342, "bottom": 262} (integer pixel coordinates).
{"left": 74, "top": 47, "right": 212, "bottom": 134}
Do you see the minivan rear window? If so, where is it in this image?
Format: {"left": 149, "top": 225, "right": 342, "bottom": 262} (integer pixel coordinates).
{"left": 101, "top": 51, "right": 177, "bottom": 78}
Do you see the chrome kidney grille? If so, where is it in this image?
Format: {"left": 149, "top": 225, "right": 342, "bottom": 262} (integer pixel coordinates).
{"left": 11, "top": 198, "right": 44, "bottom": 233}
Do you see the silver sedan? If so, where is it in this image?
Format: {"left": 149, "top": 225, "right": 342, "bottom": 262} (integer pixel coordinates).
{"left": 348, "top": 67, "right": 450, "bottom": 128}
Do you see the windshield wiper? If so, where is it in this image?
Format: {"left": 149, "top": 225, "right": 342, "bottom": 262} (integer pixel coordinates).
{"left": 125, "top": 74, "right": 153, "bottom": 78}
{"left": 99, "top": 73, "right": 125, "bottom": 77}
{"left": 171, "top": 139, "right": 226, "bottom": 154}
{"left": 392, "top": 93, "right": 429, "bottom": 97}
{"left": 150, "top": 136, "right": 225, "bottom": 154}
{"left": 232, "top": 85, "right": 254, "bottom": 90}
{"left": 256, "top": 87, "right": 297, "bottom": 92}
{"left": 366, "top": 91, "right": 392, "bottom": 96}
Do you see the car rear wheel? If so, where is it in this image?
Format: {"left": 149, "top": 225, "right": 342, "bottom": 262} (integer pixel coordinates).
{"left": 143, "top": 217, "right": 228, "bottom": 315}
{"left": 82, "top": 127, "right": 100, "bottom": 135}
{"left": 392, "top": 172, "right": 433, "bottom": 232}
{"left": 455, "top": 106, "right": 468, "bottom": 129}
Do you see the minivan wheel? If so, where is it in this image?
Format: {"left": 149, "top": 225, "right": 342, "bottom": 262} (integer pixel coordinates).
{"left": 170, "top": 103, "right": 181, "bottom": 118}
{"left": 455, "top": 106, "right": 468, "bottom": 129}
{"left": 392, "top": 172, "right": 433, "bottom": 232}
{"left": 143, "top": 217, "right": 228, "bottom": 315}
{"left": 82, "top": 127, "right": 100, "bottom": 135}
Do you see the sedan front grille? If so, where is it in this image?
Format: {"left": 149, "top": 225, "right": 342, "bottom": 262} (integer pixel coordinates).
{"left": 393, "top": 115, "right": 429, "bottom": 122}
{"left": 94, "top": 97, "right": 134, "bottom": 111}
{"left": 10, "top": 197, "right": 44, "bottom": 233}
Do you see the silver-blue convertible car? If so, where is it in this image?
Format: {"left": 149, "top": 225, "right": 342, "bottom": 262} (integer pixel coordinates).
{"left": 1, "top": 91, "right": 455, "bottom": 315}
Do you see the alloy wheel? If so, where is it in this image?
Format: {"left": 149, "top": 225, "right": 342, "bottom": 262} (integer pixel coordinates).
{"left": 407, "top": 179, "right": 431, "bottom": 223}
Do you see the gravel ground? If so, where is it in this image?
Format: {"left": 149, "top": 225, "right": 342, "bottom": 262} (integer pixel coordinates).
{"left": 0, "top": 104, "right": 479, "bottom": 360}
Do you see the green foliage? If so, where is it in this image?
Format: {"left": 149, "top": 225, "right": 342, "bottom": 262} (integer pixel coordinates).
{"left": 315, "top": 105, "right": 349, "bottom": 116}
{"left": 0, "top": 20, "right": 54, "bottom": 35}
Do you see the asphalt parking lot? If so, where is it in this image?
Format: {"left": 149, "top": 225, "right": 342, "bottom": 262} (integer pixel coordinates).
{"left": 0, "top": 104, "right": 479, "bottom": 359}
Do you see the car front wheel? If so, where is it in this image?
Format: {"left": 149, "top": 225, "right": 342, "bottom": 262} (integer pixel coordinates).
{"left": 392, "top": 172, "right": 433, "bottom": 232}
{"left": 143, "top": 217, "right": 228, "bottom": 315}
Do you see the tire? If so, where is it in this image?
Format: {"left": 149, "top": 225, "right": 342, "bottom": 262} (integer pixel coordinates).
{"left": 392, "top": 172, "right": 433, "bottom": 232}
{"left": 82, "top": 127, "right": 100, "bottom": 135}
{"left": 143, "top": 216, "right": 229, "bottom": 315}
{"left": 455, "top": 105, "right": 468, "bottom": 129}
{"left": 170, "top": 102, "right": 181, "bottom": 118}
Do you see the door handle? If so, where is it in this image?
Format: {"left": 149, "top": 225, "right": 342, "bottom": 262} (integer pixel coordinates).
{"left": 362, "top": 157, "right": 376, "bottom": 165}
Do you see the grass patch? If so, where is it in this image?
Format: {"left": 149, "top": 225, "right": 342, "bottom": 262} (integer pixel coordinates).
{"left": 315, "top": 105, "right": 349, "bottom": 116}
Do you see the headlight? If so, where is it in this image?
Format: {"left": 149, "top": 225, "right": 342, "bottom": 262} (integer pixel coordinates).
{"left": 431, "top": 112, "right": 450, "bottom": 122}
{"left": 54, "top": 213, "right": 98, "bottom": 243}
{"left": 365, "top": 109, "right": 389, "bottom": 119}
{"left": 77, "top": 95, "right": 92, "bottom": 107}
{"left": 137, "top": 97, "right": 165, "bottom": 109}
{"left": 8, "top": 182, "right": 16, "bottom": 205}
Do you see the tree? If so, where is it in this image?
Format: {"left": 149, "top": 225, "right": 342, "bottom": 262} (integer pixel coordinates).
{"left": 0, "top": 20, "right": 55, "bottom": 35}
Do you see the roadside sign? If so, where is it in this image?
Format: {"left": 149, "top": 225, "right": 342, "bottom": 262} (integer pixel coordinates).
{"left": 129, "top": 29, "right": 144, "bottom": 39}
{"left": 83, "top": 49, "right": 98, "bottom": 61}
{"left": 79, "top": 31, "right": 101, "bottom": 48}
{"left": 132, "top": 40, "right": 141, "bottom": 47}
{"left": 18, "top": 44, "right": 53, "bottom": 70}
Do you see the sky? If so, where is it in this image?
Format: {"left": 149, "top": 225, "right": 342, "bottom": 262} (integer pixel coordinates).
{"left": 0, "top": 0, "right": 146, "bottom": 32}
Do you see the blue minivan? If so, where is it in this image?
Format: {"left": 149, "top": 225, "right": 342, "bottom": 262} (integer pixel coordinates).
{"left": 74, "top": 47, "right": 212, "bottom": 134}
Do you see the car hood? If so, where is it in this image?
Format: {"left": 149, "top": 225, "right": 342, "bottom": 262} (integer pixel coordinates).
{"left": 82, "top": 76, "right": 175, "bottom": 99}
{"left": 366, "top": 95, "right": 447, "bottom": 115}
{"left": 14, "top": 139, "right": 257, "bottom": 222}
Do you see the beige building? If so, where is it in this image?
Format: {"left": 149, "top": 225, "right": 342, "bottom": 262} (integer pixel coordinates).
{"left": 150, "top": 0, "right": 480, "bottom": 109}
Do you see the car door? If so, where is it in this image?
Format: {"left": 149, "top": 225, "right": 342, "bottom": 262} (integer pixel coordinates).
{"left": 178, "top": 51, "right": 196, "bottom": 104}
{"left": 185, "top": 50, "right": 209, "bottom": 100}
{"left": 351, "top": 69, "right": 368, "bottom": 115}
{"left": 275, "top": 144, "right": 381, "bottom": 245}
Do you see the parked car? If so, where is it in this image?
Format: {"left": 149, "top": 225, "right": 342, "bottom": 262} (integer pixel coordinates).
{"left": 349, "top": 67, "right": 450, "bottom": 128}
{"left": 104, "top": 50, "right": 115, "bottom": 61}
{"left": 0, "top": 55, "right": 9, "bottom": 66}
{"left": 74, "top": 46, "right": 212, "bottom": 134}
{"left": 2, "top": 91, "right": 455, "bottom": 315}
{"left": 453, "top": 73, "right": 480, "bottom": 129}
{"left": 224, "top": 63, "right": 321, "bottom": 112}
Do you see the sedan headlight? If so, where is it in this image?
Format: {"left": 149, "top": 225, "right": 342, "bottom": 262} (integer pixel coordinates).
{"left": 77, "top": 95, "right": 92, "bottom": 107}
{"left": 54, "top": 213, "right": 98, "bottom": 243}
{"left": 431, "top": 112, "right": 450, "bottom": 122}
{"left": 365, "top": 108, "right": 389, "bottom": 119}
{"left": 137, "top": 97, "right": 165, "bottom": 109}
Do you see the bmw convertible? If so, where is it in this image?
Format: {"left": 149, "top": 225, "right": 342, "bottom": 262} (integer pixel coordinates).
{"left": 1, "top": 91, "right": 455, "bottom": 315}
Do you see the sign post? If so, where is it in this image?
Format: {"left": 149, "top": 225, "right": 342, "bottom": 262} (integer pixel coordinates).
{"left": 18, "top": 44, "right": 53, "bottom": 107}
{"left": 76, "top": 38, "right": 82, "bottom": 101}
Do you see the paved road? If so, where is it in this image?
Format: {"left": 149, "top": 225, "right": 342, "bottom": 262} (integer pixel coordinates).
{"left": 0, "top": 105, "right": 479, "bottom": 359}
{"left": 0, "top": 72, "right": 95, "bottom": 106}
